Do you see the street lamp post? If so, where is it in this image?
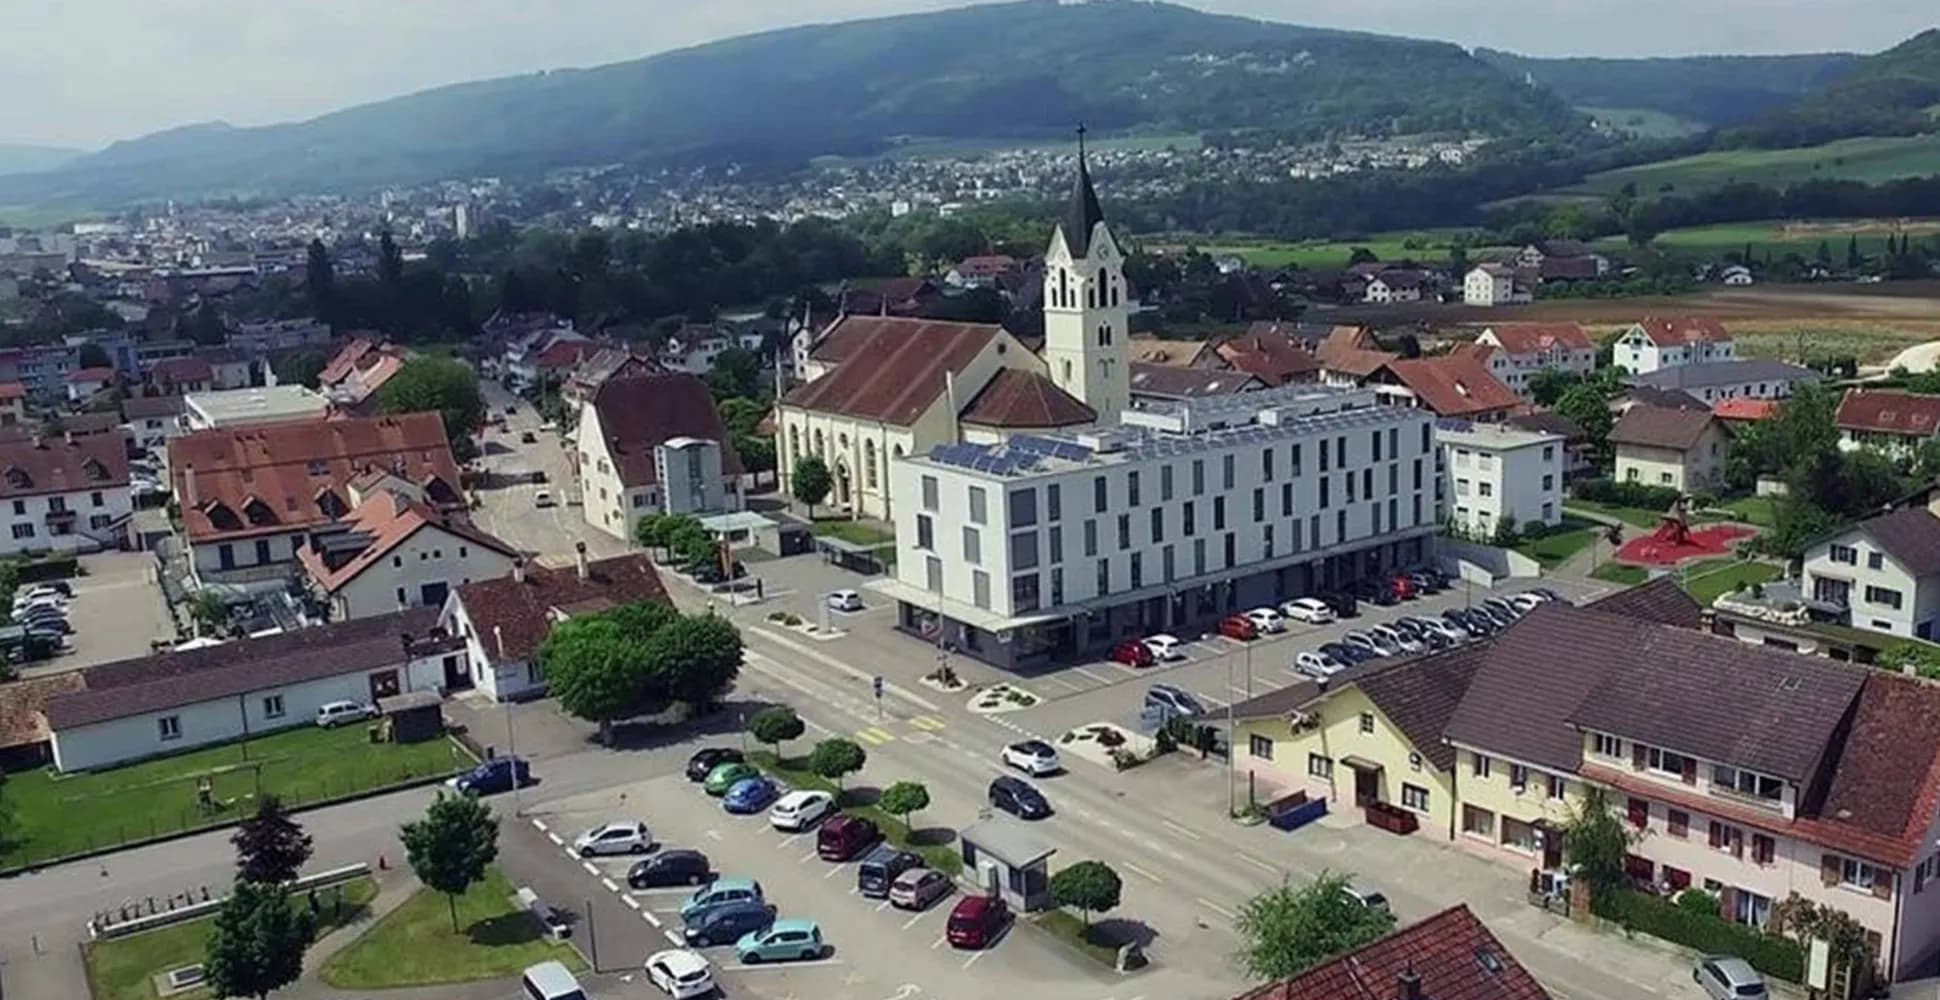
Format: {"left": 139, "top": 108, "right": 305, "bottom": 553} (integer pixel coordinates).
{"left": 506, "top": 698, "right": 521, "bottom": 817}
{"left": 1225, "top": 653, "right": 1237, "bottom": 817}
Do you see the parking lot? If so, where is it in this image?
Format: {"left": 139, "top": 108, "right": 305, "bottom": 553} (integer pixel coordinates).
{"left": 17, "top": 551, "right": 174, "bottom": 676}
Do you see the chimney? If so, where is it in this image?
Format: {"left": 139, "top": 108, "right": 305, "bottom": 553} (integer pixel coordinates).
{"left": 512, "top": 558, "right": 525, "bottom": 584}
{"left": 1396, "top": 965, "right": 1421, "bottom": 1000}
{"left": 183, "top": 463, "right": 198, "bottom": 507}
{"left": 493, "top": 624, "right": 506, "bottom": 662}
{"left": 63, "top": 430, "right": 74, "bottom": 446}
{"left": 400, "top": 631, "right": 414, "bottom": 656}
{"left": 575, "top": 540, "right": 589, "bottom": 581}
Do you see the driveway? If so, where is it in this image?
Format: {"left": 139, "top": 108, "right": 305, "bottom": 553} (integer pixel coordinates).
{"left": 469, "top": 380, "right": 629, "bottom": 566}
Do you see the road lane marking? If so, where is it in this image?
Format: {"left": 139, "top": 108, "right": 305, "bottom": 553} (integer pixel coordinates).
{"left": 1228, "top": 684, "right": 1250, "bottom": 697}
{"left": 1238, "top": 852, "right": 1276, "bottom": 873}
{"left": 856, "top": 727, "right": 896, "bottom": 745}
{"left": 1041, "top": 674, "right": 1087, "bottom": 692}
{"left": 622, "top": 895, "right": 640, "bottom": 910}
{"left": 580, "top": 861, "right": 600, "bottom": 876}
{"left": 546, "top": 832, "right": 563, "bottom": 846}
{"left": 705, "top": 830, "right": 723, "bottom": 842}
{"left": 600, "top": 877, "right": 619, "bottom": 892}
{"left": 663, "top": 929, "right": 683, "bottom": 946}
{"left": 1122, "top": 860, "right": 1163, "bottom": 884}
{"left": 529, "top": 818, "right": 548, "bottom": 832}
{"left": 1196, "top": 897, "right": 1238, "bottom": 920}
{"left": 642, "top": 910, "right": 662, "bottom": 927}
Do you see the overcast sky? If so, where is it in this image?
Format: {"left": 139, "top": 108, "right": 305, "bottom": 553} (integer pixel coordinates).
{"left": 7, "top": 0, "right": 1934, "bottom": 149}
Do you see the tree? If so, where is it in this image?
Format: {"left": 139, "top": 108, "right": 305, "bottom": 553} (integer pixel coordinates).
{"left": 190, "top": 302, "right": 229, "bottom": 346}
{"left": 634, "top": 513, "right": 673, "bottom": 554}
{"left": 1562, "top": 786, "right": 1634, "bottom": 903}
{"left": 1049, "top": 860, "right": 1122, "bottom": 927}
{"left": 378, "top": 230, "right": 404, "bottom": 286}
{"left": 232, "top": 796, "right": 313, "bottom": 885}
{"left": 191, "top": 591, "right": 229, "bottom": 633}
{"left": 1525, "top": 368, "right": 1582, "bottom": 408}
{"left": 1555, "top": 383, "right": 1616, "bottom": 467}
{"left": 607, "top": 599, "right": 680, "bottom": 644}
{"left": 879, "top": 781, "right": 931, "bottom": 834}
{"left": 400, "top": 792, "right": 499, "bottom": 933}
{"left": 272, "top": 349, "right": 328, "bottom": 389}
{"left": 704, "top": 347, "right": 764, "bottom": 400}
{"left": 540, "top": 615, "right": 653, "bottom": 742}
{"left": 808, "top": 738, "right": 867, "bottom": 791}
{"left": 642, "top": 614, "right": 743, "bottom": 711}
{"left": 792, "top": 455, "right": 832, "bottom": 515}
{"left": 375, "top": 357, "right": 484, "bottom": 448}
{"left": 1234, "top": 871, "right": 1396, "bottom": 981}
{"left": 748, "top": 706, "right": 807, "bottom": 758}
{"left": 203, "top": 881, "right": 315, "bottom": 1000}
{"left": 667, "top": 520, "right": 718, "bottom": 571}
{"left": 1880, "top": 641, "right": 1940, "bottom": 680}
{"left": 306, "top": 239, "right": 336, "bottom": 323}
{"left": 77, "top": 342, "right": 113, "bottom": 370}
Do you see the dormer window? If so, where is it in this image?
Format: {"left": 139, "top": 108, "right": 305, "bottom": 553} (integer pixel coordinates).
{"left": 1713, "top": 765, "right": 1782, "bottom": 802}
{"left": 4, "top": 466, "right": 29, "bottom": 489}
{"left": 82, "top": 458, "right": 108, "bottom": 481}
{"left": 242, "top": 496, "right": 277, "bottom": 526}
{"left": 307, "top": 459, "right": 328, "bottom": 476}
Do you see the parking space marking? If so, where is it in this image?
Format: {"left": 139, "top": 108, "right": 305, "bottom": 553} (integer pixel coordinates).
{"left": 1238, "top": 852, "right": 1277, "bottom": 873}
{"left": 642, "top": 910, "right": 662, "bottom": 928}
{"left": 663, "top": 928, "right": 683, "bottom": 946}
{"left": 909, "top": 715, "right": 948, "bottom": 731}
{"left": 622, "top": 895, "right": 640, "bottom": 910}
{"left": 962, "top": 949, "right": 990, "bottom": 970}
{"left": 856, "top": 727, "right": 896, "bottom": 746}
{"left": 902, "top": 906, "right": 942, "bottom": 930}
{"left": 580, "top": 860, "right": 600, "bottom": 876}
{"left": 546, "top": 832, "right": 563, "bottom": 846}
{"left": 1103, "top": 659, "right": 1145, "bottom": 678}
{"left": 1121, "top": 860, "right": 1164, "bottom": 884}
{"left": 1189, "top": 690, "right": 1229, "bottom": 711}
{"left": 725, "top": 958, "right": 845, "bottom": 972}
{"left": 824, "top": 865, "right": 845, "bottom": 880}
{"left": 800, "top": 850, "right": 820, "bottom": 864}
{"left": 600, "top": 877, "right": 620, "bottom": 892}
{"left": 1159, "top": 818, "right": 1203, "bottom": 841}
{"left": 1196, "top": 897, "right": 1238, "bottom": 920}
{"left": 1070, "top": 666, "right": 1115, "bottom": 685}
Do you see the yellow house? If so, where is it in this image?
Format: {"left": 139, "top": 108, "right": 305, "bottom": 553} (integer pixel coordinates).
{"left": 1231, "top": 653, "right": 1483, "bottom": 840}
{"left": 1445, "top": 744, "right": 1586, "bottom": 871}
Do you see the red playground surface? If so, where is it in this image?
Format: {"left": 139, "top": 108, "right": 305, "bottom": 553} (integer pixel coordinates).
{"left": 1615, "top": 521, "right": 1755, "bottom": 566}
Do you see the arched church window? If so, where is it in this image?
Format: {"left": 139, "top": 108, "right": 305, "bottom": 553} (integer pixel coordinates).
{"left": 864, "top": 439, "right": 878, "bottom": 488}
{"left": 1086, "top": 280, "right": 1096, "bottom": 310}
{"left": 788, "top": 426, "right": 800, "bottom": 464}
{"left": 813, "top": 429, "right": 824, "bottom": 456}
{"left": 1062, "top": 359, "right": 1073, "bottom": 381}
{"left": 1109, "top": 279, "right": 1119, "bottom": 307}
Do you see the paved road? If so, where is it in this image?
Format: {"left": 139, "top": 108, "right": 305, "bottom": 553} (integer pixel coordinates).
{"left": 469, "top": 379, "right": 629, "bottom": 566}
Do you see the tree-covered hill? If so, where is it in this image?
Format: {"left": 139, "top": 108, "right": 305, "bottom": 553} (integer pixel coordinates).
{"left": 1718, "top": 28, "right": 1940, "bottom": 148}
{"left": 1475, "top": 49, "right": 1858, "bottom": 128}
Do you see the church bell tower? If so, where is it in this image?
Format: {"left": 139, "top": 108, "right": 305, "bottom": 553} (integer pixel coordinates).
{"left": 1042, "top": 127, "right": 1130, "bottom": 423}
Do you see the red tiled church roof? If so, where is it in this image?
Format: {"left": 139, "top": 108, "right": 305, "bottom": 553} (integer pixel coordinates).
{"left": 959, "top": 369, "right": 1094, "bottom": 428}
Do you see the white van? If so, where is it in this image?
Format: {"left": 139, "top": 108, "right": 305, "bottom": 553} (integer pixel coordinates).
{"left": 315, "top": 701, "right": 372, "bottom": 728}
{"left": 521, "top": 961, "right": 587, "bottom": 1000}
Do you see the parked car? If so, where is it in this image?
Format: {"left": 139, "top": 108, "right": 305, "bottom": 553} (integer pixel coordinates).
{"left": 1294, "top": 651, "right": 1345, "bottom": 679}
{"left": 1144, "top": 683, "right": 1205, "bottom": 720}
{"left": 1217, "top": 615, "right": 1258, "bottom": 641}
{"left": 1141, "top": 634, "right": 1185, "bottom": 661}
{"left": 16, "top": 582, "right": 71, "bottom": 600}
{"left": 703, "top": 762, "right": 760, "bottom": 796}
{"left": 1280, "top": 597, "right": 1335, "bottom": 624}
{"left": 1001, "top": 739, "right": 1062, "bottom": 776}
{"left": 1693, "top": 955, "right": 1768, "bottom": 1000}
{"left": 1408, "top": 616, "right": 1466, "bottom": 644}
{"left": 736, "top": 918, "right": 824, "bottom": 964}
{"left": 573, "top": 820, "right": 653, "bottom": 857}
{"left": 1243, "top": 607, "right": 1286, "bottom": 633}
{"left": 1507, "top": 592, "right": 1546, "bottom": 613}
{"left": 947, "top": 895, "right": 1010, "bottom": 949}
{"left": 682, "top": 899, "right": 773, "bottom": 947}
{"left": 1320, "top": 640, "right": 1373, "bottom": 664}
{"left": 723, "top": 777, "right": 781, "bottom": 814}
{"left": 680, "top": 879, "right": 765, "bottom": 924}
{"left": 1353, "top": 578, "right": 1398, "bottom": 606}
{"left": 1107, "top": 640, "right": 1156, "bottom": 668}
{"left": 522, "top": 961, "right": 586, "bottom": 1000}
{"left": 1370, "top": 624, "right": 1421, "bottom": 654}
{"left": 988, "top": 775, "right": 1050, "bottom": 820}
{"left": 1484, "top": 597, "right": 1521, "bottom": 621}
{"left": 449, "top": 756, "right": 530, "bottom": 795}
{"left": 628, "top": 849, "right": 713, "bottom": 889}
{"left": 1321, "top": 591, "right": 1360, "bottom": 619}
{"left": 22, "top": 615, "right": 72, "bottom": 635}
{"left": 889, "top": 867, "right": 953, "bottom": 910}
{"left": 856, "top": 845, "right": 924, "bottom": 898}
{"left": 1389, "top": 574, "right": 1417, "bottom": 601}
{"left": 768, "top": 790, "right": 836, "bottom": 831}
{"left": 816, "top": 814, "right": 881, "bottom": 861}
{"left": 685, "top": 747, "right": 744, "bottom": 782}
{"left": 13, "top": 593, "right": 67, "bottom": 613}
{"left": 1408, "top": 571, "right": 1442, "bottom": 594}
{"left": 1342, "top": 630, "right": 1393, "bottom": 658}
{"left": 315, "top": 700, "right": 374, "bottom": 728}
{"left": 644, "top": 948, "right": 715, "bottom": 999}
{"left": 1343, "top": 884, "right": 1391, "bottom": 913}
{"left": 14, "top": 603, "right": 68, "bottom": 625}
{"left": 532, "top": 489, "right": 556, "bottom": 508}
{"left": 520, "top": 431, "right": 538, "bottom": 444}
{"left": 1529, "top": 586, "right": 1564, "bottom": 603}
{"left": 827, "top": 590, "right": 863, "bottom": 612}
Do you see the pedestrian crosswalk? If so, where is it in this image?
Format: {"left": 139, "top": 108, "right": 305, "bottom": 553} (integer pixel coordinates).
{"left": 909, "top": 715, "right": 948, "bottom": 731}
{"left": 854, "top": 726, "right": 896, "bottom": 745}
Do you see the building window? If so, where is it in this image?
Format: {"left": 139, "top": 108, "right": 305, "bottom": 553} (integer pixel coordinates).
{"left": 1046, "top": 484, "right": 1061, "bottom": 521}
{"left": 91, "top": 490, "right": 104, "bottom": 507}
{"left": 1358, "top": 712, "right": 1374, "bottom": 734}
{"left": 1626, "top": 797, "right": 1649, "bottom": 829}
{"left": 1667, "top": 809, "right": 1689, "bottom": 838}
{"left": 1829, "top": 544, "right": 1856, "bottom": 565}
{"left": 1096, "top": 558, "right": 1110, "bottom": 595}
{"left": 1712, "top": 765, "right": 1783, "bottom": 802}
{"left": 924, "top": 556, "right": 942, "bottom": 593}
{"left": 1840, "top": 857, "right": 1880, "bottom": 892}
{"left": 1249, "top": 734, "right": 1274, "bottom": 760}
{"left": 1009, "top": 489, "right": 1038, "bottom": 528}
{"left": 1501, "top": 816, "right": 1539, "bottom": 853}
{"left": 1461, "top": 804, "right": 1496, "bottom": 838}
{"left": 1084, "top": 519, "right": 1098, "bottom": 556}
{"left": 1222, "top": 454, "right": 1235, "bottom": 490}
{"left": 971, "top": 571, "right": 990, "bottom": 610}
{"left": 1708, "top": 821, "right": 1745, "bottom": 858}
{"left": 1093, "top": 476, "right": 1108, "bottom": 513}
{"left": 962, "top": 526, "right": 981, "bottom": 564}
{"left": 1547, "top": 774, "right": 1566, "bottom": 800}
{"left": 1591, "top": 733, "right": 1623, "bottom": 758}
{"left": 1401, "top": 784, "right": 1429, "bottom": 812}
{"left": 922, "top": 474, "right": 941, "bottom": 510}
{"left": 1865, "top": 585, "right": 1904, "bottom": 610}
{"left": 968, "top": 486, "right": 987, "bottom": 524}
{"left": 1307, "top": 754, "right": 1333, "bottom": 779}
{"left": 158, "top": 715, "right": 182, "bottom": 741}
{"left": 1644, "top": 746, "right": 1695, "bottom": 782}
{"left": 263, "top": 695, "right": 285, "bottom": 719}
{"left": 916, "top": 514, "right": 934, "bottom": 550}
{"left": 1126, "top": 471, "right": 1140, "bottom": 507}
{"left": 1752, "top": 834, "right": 1776, "bottom": 865}
{"left": 1509, "top": 764, "right": 1528, "bottom": 790}
{"left": 1471, "top": 753, "right": 1491, "bottom": 778}
{"left": 1011, "top": 574, "right": 1040, "bottom": 613}
{"left": 1048, "top": 526, "right": 1063, "bottom": 563}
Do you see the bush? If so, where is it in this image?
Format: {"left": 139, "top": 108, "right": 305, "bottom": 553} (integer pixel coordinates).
{"left": 1674, "top": 888, "right": 1719, "bottom": 917}
{"left": 1573, "top": 478, "right": 1681, "bottom": 512}
{"left": 1596, "top": 888, "right": 1803, "bottom": 982}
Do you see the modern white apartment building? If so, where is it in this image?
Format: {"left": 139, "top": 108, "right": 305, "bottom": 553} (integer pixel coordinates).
{"left": 1613, "top": 317, "right": 1736, "bottom": 375}
{"left": 1435, "top": 420, "right": 1565, "bottom": 539}
{"left": 183, "top": 386, "right": 330, "bottom": 431}
{"left": 872, "top": 385, "right": 1437, "bottom": 669}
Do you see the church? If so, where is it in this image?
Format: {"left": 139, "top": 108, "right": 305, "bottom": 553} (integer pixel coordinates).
{"left": 775, "top": 144, "right": 1132, "bottom": 520}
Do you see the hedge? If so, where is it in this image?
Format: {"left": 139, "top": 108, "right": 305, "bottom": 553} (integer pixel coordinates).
{"left": 1573, "top": 479, "right": 1683, "bottom": 512}
{"left": 1595, "top": 888, "right": 1804, "bottom": 983}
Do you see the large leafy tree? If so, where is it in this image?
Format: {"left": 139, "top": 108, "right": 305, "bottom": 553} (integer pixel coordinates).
{"left": 808, "top": 737, "right": 867, "bottom": 791}
{"left": 1554, "top": 383, "right": 1615, "bottom": 468}
{"left": 540, "top": 616, "right": 654, "bottom": 742}
{"left": 1563, "top": 786, "right": 1635, "bottom": 903}
{"left": 879, "top": 781, "right": 931, "bottom": 834}
{"left": 748, "top": 706, "right": 807, "bottom": 758}
{"left": 203, "top": 881, "right": 315, "bottom": 999}
{"left": 232, "top": 795, "right": 313, "bottom": 885}
{"left": 400, "top": 792, "right": 499, "bottom": 933}
{"left": 792, "top": 455, "right": 832, "bottom": 515}
{"left": 642, "top": 614, "right": 743, "bottom": 711}
{"left": 306, "top": 238, "right": 336, "bottom": 323}
{"left": 1234, "top": 871, "right": 1396, "bottom": 981}
{"left": 376, "top": 357, "right": 484, "bottom": 447}
{"left": 1050, "top": 860, "right": 1123, "bottom": 927}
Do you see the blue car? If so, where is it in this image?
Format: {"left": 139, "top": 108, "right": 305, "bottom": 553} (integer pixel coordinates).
{"left": 723, "top": 776, "right": 780, "bottom": 814}
{"left": 448, "top": 756, "right": 530, "bottom": 795}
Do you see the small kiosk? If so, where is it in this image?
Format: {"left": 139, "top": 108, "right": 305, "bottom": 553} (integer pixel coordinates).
{"left": 959, "top": 819, "right": 1056, "bottom": 912}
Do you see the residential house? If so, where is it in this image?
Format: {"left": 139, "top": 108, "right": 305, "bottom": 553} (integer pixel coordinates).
{"left": 1611, "top": 405, "right": 1730, "bottom": 492}
{"left": 1363, "top": 269, "right": 1427, "bottom": 304}
{"left": 168, "top": 413, "right": 463, "bottom": 584}
{"left": 1368, "top": 355, "right": 1522, "bottom": 422}
{"left": 1232, "top": 904, "right": 1552, "bottom": 1000}
{"left": 1128, "top": 364, "right": 1264, "bottom": 404}
{"left": 561, "top": 347, "right": 659, "bottom": 408}
{"left": 946, "top": 255, "right": 1018, "bottom": 289}
{"left": 1630, "top": 359, "right": 1820, "bottom": 405}
{"left": 1213, "top": 329, "right": 1322, "bottom": 387}
{"left": 64, "top": 367, "right": 116, "bottom": 404}
{"left": 837, "top": 277, "right": 940, "bottom": 318}
{"left": 1612, "top": 384, "right": 1711, "bottom": 415}
{"left": 0, "top": 672, "right": 86, "bottom": 769}
{"left": 1800, "top": 504, "right": 1940, "bottom": 640}
{"left": 659, "top": 324, "right": 764, "bottom": 375}
{"left": 0, "top": 382, "right": 24, "bottom": 427}
{"left": 1437, "top": 421, "right": 1566, "bottom": 538}
{"left": 1463, "top": 263, "right": 1530, "bottom": 307}
{"left": 149, "top": 356, "right": 213, "bottom": 396}
{"left": 1472, "top": 324, "right": 1596, "bottom": 395}
{"left": 1613, "top": 317, "right": 1736, "bottom": 375}
{"left": 121, "top": 394, "right": 184, "bottom": 456}
{"left": 578, "top": 374, "right": 745, "bottom": 541}
{"left": 1713, "top": 398, "right": 1782, "bottom": 425}
{"left": 1508, "top": 410, "right": 1595, "bottom": 480}
{"left": 1128, "top": 335, "right": 1216, "bottom": 369}
{"left": 197, "top": 347, "right": 256, "bottom": 390}
{"left": 439, "top": 552, "right": 669, "bottom": 702}
{"left": 1836, "top": 389, "right": 1940, "bottom": 460}
{"left": 1314, "top": 327, "right": 1397, "bottom": 389}
{"left": 229, "top": 318, "right": 331, "bottom": 355}
{"left": 529, "top": 337, "right": 598, "bottom": 384}
{"left": 41, "top": 608, "right": 461, "bottom": 772}
{"left": 1516, "top": 239, "right": 1608, "bottom": 280}
{"left": 319, "top": 338, "right": 408, "bottom": 413}
{"left": 0, "top": 432, "right": 133, "bottom": 556}
{"left": 299, "top": 491, "right": 519, "bottom": 620}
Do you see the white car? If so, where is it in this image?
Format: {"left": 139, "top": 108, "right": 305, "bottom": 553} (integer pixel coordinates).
{"left": 573, "top": 820, "right": 653, "bottom": 857}
{"left": 645, "top": 948, "right": 716, "bottom": 999}
{"left": 1244, "top": 607, "right": 1286, "bottom": 634}
{"left": 315, "top": 700, "right": 373, "bottom": 728}
{"left": 1001, "top": 739, "right": 1062, "bottom": 776}
{"left": 533, "top": 489, "right": 556, "bottom": 508}
{"left": 768, "top": 790, "right": 836, "bottom": 831}
{"left": 1507, "top": 592, "right": 1546, "bottom": 612}
{"left": 827, "top": 589, "right": 863, "bottom": 612}
{"left": 1280, "top": 597, "right": 1335, "bottom": 624}
{"left": 1141, "top": 634, "right": 1185, "bottom": 661}
{"left": 1371, "top": 624, "right": 1422, "bottom": 654}
{"left": 1294, "top": 651, "right": 1345, "bottom": 679}
{"left": 14, "top": 592, "right": 67, "bottom": 612}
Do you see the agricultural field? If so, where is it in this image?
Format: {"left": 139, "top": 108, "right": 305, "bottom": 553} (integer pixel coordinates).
{"left": 1579, "top": 105, "right": 1709, "bottom": 140}
{"left": 815, "top": 130, "right": 1203, "bottom": 167}
{"left": 1160, "top": 228, "right": 1484, "bottom": 270}
{"left": 1570, "top": 135, "right": 1940, "bottom": 196}
{"left": 1591, "top": 218, "right": 1940, "bottom": 261}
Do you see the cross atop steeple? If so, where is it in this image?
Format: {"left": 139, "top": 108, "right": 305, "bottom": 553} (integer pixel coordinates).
{"left": 1076, "top": 122, "right": 1088, "bottom": 160}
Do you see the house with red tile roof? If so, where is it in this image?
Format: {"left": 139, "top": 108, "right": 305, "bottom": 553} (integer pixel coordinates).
{"left": 1473, "top": 323, "right": 1595, "bottom": 396}
{"left": 0, "top": 381, "right": 25, "bottom": 427}
{"left": 64, "top": 366, "right": 117, "bottom": 404}
{"left": 1234, "top": 905, "right": 1550, "bottom": 1000}
{"left": 1368, "top": 355, "right": 1521, "bottom": 421}
{"left": 1214, "top": 328, "right": 1321, "bottom": 387}
{"left": 1837, "top": 388, "right": 1940, "bottom": 460}
{"left": 1614, "top": 317, "right": 1736, "bottom": 374}
{"left": 577, "top": 374, "right": 745, "bottom": 541}
{"left": 319, "top": 337, "right": 409, "bottom": 412}
{"left": 0, "top": 432, "right": 133, "bottom": 556}
{"left": 148, "top": 356, "right": 213, "bottom": 395}
{"left": 169, "top": 413, "right": 462, "bottom": 584}
{"left": 440, "top": 552, "right": 668, "bottom": 701}
{"left": 298, "top": 490, "right": 518, "bottom": 620}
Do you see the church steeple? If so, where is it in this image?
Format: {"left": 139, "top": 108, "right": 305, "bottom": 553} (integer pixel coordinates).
{"left": 1063, "top": 124, "right": 1107, "bottom": 258}
{"left": 1042, "top": 124, "right": 1129, "bottom": 424}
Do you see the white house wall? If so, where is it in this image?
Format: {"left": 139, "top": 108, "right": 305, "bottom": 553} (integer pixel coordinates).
{"left": 333, "top": 526, "right": 516, "bottom": 619}
{"left": 1, "top": 485, "right": 133, "bottom": 558}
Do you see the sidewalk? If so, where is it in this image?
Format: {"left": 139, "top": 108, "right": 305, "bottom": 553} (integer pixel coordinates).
{"left": 282, "top": 869, "right": 520, "bottom": 1000}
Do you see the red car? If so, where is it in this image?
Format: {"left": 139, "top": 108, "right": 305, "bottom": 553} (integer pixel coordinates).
{"left": 1389, "top": 574, "right": 1416, "bottom": 601}
{"left": 947, "top": 894, "right": 1010, "bottom": 948}
{"left": 1218, "top": 615, "right": 1258, "bottom": 641}
{"left": 1108, "top": 640, "right": 1156, "bottom": 668}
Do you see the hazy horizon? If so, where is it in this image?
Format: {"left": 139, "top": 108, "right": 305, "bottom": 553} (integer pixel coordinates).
{"left": 9, "top": 0, "right": 1934, "bottom": 150}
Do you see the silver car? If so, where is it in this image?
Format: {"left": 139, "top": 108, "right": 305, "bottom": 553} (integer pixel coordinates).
{"left": 1693, "top": 955, "right": 1767, "bottom": 1000}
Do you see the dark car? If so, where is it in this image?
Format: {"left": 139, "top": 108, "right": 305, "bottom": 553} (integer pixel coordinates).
{"left": 1319, "top": 641, "right": 1373, "bottom": 664}
{"left": 816, "top": 814, "right": 881, "bottom": 861}
{"left": 989, "top": 776, "right": 1051, "bottom": 820}
{"left": 450, "top": 756, "right": 530, "bottom": 795}
{"left": 685, "top": 747, "right": 745, "bottom": 782}
{"left": 628, "top": 849, "right": 714, "bottom": 889}
{"left": 947, "top": 895, "right": 1010, "bottom": 949}
{"left": 682, "top": 899, "right": 775, "bottom": 947}
{"left": 1353, "top": 578, "right": 1399, "bottom": 606}
{"left": 520, "top": 431, "right": 537, "bottom": 444}
{"left": 856, "top": 845, "right": 924, "bottom": 898}
{"left": 1321, "top": 591, "right": 1359, "bottom": 619}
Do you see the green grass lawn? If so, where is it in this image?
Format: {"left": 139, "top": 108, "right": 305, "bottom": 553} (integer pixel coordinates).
{"left": 85, "top": 877, "right": 378, "bottom": 1000}
{"left": 1511, "top": 517, "right": 1601, "bottom": 568}
{"left": 1178, "top": 229, "right": 1487, "bottom": 271}
{"left": 320, "top": 868, "right": 582, "bottom": 988}
{"left": 1030, "top": 910, "right": 1122, "bottom": 968}
{"left": 1567, "top": 501, "right": 1668, "bottom": 531}
{"left": 1719, "top": 496, "right": 1778, "bottom": 528}
{"left": 1590, "top": 218, "right": 1938, "bottom": 262}
{"left": 2, "top": 726, "right": 474, "bottom": 869}
{"left": 1591, "top": 563, "right": 1649, "bottom": 585}
{"left": 1571, "top": 135, "right": 1940, "bottom": 196}
{"left": 750, "top": 751, "right": 962, "bottom": 875}
{"left": 810, "top": 519, "right": 895, "bottom": 548}
{"left": 1682, "top": 561, "right": 1783, "bottom": 607}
